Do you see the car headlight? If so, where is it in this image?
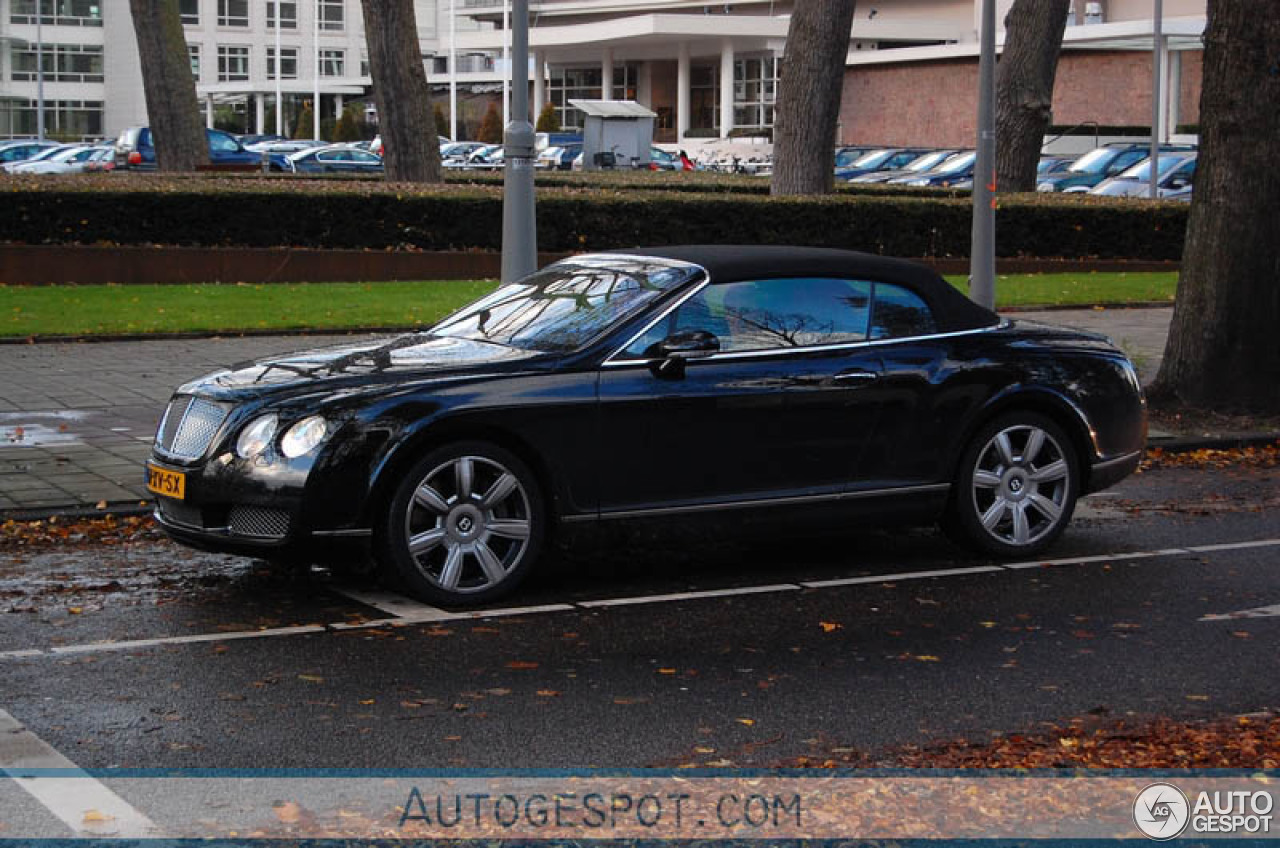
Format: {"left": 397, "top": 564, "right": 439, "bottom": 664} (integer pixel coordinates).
{"left": 1037, "top": 182, "right": 1056, "bottom": 192}
{"left": 236, "top": 414, "right": 278, "bottom": 459}
{"left": 280, "top": 415, "right": 328, "bottom": 458}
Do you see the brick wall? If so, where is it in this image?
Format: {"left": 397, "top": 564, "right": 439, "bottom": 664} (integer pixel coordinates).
{"left": 839, "top": 49, "right": 1203, "bottom": 147}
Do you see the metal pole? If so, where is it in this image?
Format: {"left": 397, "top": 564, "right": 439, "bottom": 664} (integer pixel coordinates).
{"left": 969, "top": 0, "right": 996, "bottom": 310}
{"left": 36, "top": 2, "right": 44, "bottom": 141}
{"left": 313, "top": 0, "right": 321, "bottom": 140}
{"left": 501, "top": 0, "right": 536, "bottom": 284}
{"left": 502, "top": 2, "right": 510, "bottom": 127}
{"left": 275, "top": 1, "right": 283, "bottom": 136}
{"left": 1149, "top": 0, "right": 1162, "bottom": 199}
{"left": 449, "top": 0, "right": 457, "bottom": 140}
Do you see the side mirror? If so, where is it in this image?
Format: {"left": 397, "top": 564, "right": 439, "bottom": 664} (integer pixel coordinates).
{"left": 647, "top": 330, "right": 720, "bottom": 379}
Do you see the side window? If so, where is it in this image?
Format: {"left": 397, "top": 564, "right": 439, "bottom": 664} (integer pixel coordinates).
{"left": 622, "top": 277, "right": 872, "bottom": 358}
{"left": 1110, "top": 151, "right": 1145, "bottom": 173}
{"left": 208, "top": 131, "right": 238, "bottom": 152}
{"left": 870, "top": 283, "right": 936, "bottom": 340}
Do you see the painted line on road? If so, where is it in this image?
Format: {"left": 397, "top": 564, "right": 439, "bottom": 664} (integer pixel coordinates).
{"left": 1199, "top": 603, "right": 1280, "bottom": 622}
{"left": 2, "top": 537, "right": 1277, "bottom": 660}
{"left": 577, "top": 583, "right": 801, "bottom": 608}
{"left": 0, "top": 709, "right": 165, "bottom": 839}
{"left": 801, "top": 565, "right": 1004, "bottom": 589}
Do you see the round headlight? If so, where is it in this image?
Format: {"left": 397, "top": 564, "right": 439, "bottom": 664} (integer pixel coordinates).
{"left": 236, "top": 414, "right": 278, "bottom": 459}
{"left": 280, "top": 415, "right": 328, "bottom": 459}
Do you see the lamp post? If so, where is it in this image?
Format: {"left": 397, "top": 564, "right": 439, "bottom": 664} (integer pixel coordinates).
{"left": 1149, "top": 0, "right": 1162, "bottom": 198}
{"left": 449, "top": 0, "right": 457, "bottom": 140}
{"left": 500, "top": 0, "right": 536, "bottom": 283}
{"left": 313, "top": 0, "right": 321, "bottom": 140}
{"left": 275, "top": 1, "right": 283, "bottom": 136}
{"left": 36, "top": 1, "right": 44, "bottom": 141}
{"left": 969, "top": 0, "right": 996, "bottom": 309}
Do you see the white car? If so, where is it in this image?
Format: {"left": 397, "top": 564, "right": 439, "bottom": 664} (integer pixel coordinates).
{"left": 3, "top": 144, "right": 86, "bottom": 173}
{"left": 1089, "top": 152, "right": 1198, "bottom": 199}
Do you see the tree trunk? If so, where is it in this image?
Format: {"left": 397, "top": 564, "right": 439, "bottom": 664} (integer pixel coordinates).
{"left": 361, "top": 0, "right": 442, "bottom": 183}
{"left": 770, "top": 0, "right": 857, "bottom": 196}
{"left": 1151, "top": 0, "right": 1280, "bottom": 414}
{"left": 994, "top": 0, "right": 1070, "bottom": 192}
{"left": 128, "top": 0, "right": 207, "bottom": 172}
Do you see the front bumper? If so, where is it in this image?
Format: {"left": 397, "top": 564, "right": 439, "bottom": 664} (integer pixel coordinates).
{"left": 1087, "top": 449, "right": 1143, "bottom": 493}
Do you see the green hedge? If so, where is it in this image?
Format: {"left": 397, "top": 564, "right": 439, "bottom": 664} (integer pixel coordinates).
{"left": 0, "top": 174, "right": 1188, "bottom": 260}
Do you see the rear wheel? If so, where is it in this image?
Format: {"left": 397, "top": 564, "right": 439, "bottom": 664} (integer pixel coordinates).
{"left": 946, "top": 413, "right": 1078, "bottom": 557}
{"left": 378, "top": 442, "right": 545, "bottom": 605}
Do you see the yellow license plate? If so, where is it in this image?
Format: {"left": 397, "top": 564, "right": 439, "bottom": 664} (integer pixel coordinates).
{"left": 146, "top": 464, "right": 186, "bottom": 500}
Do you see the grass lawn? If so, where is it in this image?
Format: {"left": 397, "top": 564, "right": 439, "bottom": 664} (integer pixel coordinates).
{"left": 1, "top": 272, "right": 1176, "bottom": 339}
{"left": 943, "top": 271, "right": 1176, "bottom": 308}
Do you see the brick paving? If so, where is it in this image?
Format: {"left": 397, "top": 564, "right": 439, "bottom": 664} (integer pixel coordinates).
{"left": 0, "top": 310, "right": 1173, "bottom": 516}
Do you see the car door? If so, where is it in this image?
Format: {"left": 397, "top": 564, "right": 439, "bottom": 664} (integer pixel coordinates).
{"left": 595, "top": 277, "right": 887, "bottom": 515}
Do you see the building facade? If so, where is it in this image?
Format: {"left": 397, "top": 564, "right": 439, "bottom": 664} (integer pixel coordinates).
{"left": 0, "top": 0, "right": 1206, "bottom": 147}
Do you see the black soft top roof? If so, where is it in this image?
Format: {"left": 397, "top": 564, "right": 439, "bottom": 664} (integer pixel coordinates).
{"left": 610, "top": 245, "right": 998, "bottom": 333}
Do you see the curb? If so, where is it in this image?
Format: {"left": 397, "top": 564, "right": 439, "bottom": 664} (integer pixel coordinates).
{"left": 4, "top": 433, "right": 1275, "bottom": 524}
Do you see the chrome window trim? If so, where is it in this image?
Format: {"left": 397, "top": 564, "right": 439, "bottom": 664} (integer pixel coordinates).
{"left": 603, "top": 304, "right": 1010, "bottom": 368}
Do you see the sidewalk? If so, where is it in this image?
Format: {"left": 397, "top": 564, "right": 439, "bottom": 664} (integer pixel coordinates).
{"left": 0, "top": 307, "right": 1234, "bottom": 518}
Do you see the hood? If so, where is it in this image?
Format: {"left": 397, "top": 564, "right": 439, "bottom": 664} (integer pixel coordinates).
{"left": 180, "top": 333, "right": 549, "bottom": 400}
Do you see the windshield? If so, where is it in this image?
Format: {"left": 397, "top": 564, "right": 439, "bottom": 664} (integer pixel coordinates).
{"left": 1116, "top": 155, "right": 1188, "bottom": 180}
{"left": 429, "top": 257, "right": 702, "bottom": 353}
{"left": 935, "top": 151, "right": 976, "bottom": 174}
{"left": 834, "top": 149, "right": 868, "bottom": 167}
{"left": 850, "top": 149, "right": 892, "bottom": 169}
{"left": 905, "top": 151, "right": 951, "bottom": 172}
{"left": 1067, "top": 147, "right": 1119, "bottom": 174}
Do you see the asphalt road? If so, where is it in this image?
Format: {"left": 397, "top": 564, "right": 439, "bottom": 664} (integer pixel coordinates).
{"left": 0, "top": 463, "right": 1276, "bottom": 772}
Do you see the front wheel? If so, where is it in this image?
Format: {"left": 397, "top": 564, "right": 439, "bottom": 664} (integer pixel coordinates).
{"left": 946, "top": 413, "right": 1079, "bottom": 557}
{"left": 378, "top": 442, "right": 545, "bottom": 606}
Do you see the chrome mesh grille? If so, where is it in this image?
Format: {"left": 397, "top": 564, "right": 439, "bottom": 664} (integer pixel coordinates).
{"left": 155, "top": 396, "right": 229, "bottom": 460}
{"left": 229, "top": 506, "right": 290, "bottom": 539}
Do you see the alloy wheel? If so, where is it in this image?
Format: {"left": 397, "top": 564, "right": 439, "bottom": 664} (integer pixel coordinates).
{"left": 402, "top": 455, "right": 532, "bottom": 594}
{"left": 969, "top": 424, "right": 1072, "bottom": 547}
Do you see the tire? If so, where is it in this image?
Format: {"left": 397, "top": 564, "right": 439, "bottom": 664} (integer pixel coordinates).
{"left": 377, "top": 441, "right": 545, "bottom": 606}
{"left": 945, "top": 412, "right": 1079, "bottom": 557}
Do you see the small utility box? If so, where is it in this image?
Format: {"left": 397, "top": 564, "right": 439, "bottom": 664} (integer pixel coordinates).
{"left": 570, "top": 99, "right": 656, "bottom": 171}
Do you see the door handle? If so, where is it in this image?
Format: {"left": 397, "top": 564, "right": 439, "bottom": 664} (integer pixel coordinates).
{"left": 832, "top": 369, "right": 880, "bottom": 384}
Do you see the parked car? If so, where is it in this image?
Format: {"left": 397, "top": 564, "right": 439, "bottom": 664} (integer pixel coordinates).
{"left": 2, "top": 144, "right": 78, "bottom": 173}
{"left": 441, "top": 141, "right": 487, "bottom": 164}
{"left": 849, "top": 149, "right": 958, "bottom": 184}
{"left": 7, "top": 145, "right": 110, "bottom": 174}
{"left": 535, "top": 144, "right": 581, "bottom": 170}
{"left": 82, "top": 146, "right": 117, "bottom": 173}
{"left": 114, "top": 126, "right": 260, "bottom": 170}
{"left": 1089, "top": 152, "right": 1197, "bottom": 199}
{"left": 1036, "top": 143, "right": 1195, "bottom": 193}
{"left": 834, "top": 146, "right": 877, "bottom": 170}
{"left": 836, "top": 147, "right": 929, "bottom": 181}
{"left": 0, "top": 139, "right": 63, "bottom": 167}
{"left": 146, "top": 245, "right": 1146, "bottom": 606}
{"left": 370, "top": 134, "right": 450, "bottom": 157}
{"left": 244, "top": 139, "right": 326, "bottom": 171}
{"left": 647, "top": 147, "right": 681, "bottom": 170}
{"left": 1037, "top": 155, "right": 1077, "bottom": 177}
{"left": 283, "top": 144, "right": 385, "bottom": 175}
{"left": 891, "top": 150, "right": 977, "bottom": 187}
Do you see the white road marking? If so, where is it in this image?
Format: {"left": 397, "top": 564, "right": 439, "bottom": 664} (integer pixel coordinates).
{"left": 1, "top": 537, "right": 1276, "bottom": 660}
{"left": 1200, "top": 604, "right": 1280, "bottom": 622}
{"left": 1188, "top": 539, "right": 1280, "bottom": 554}
{"left": 0, "top": 709, "right": 164, "bottom": 838}
{"left": 331, "top": 587, "right": 458, "bottom": 619}
{"left": 801, "top": 565, "right": 1003, "bottom": 588}
{"left": 577, "top": 583, "right": 801, "bottom": 608}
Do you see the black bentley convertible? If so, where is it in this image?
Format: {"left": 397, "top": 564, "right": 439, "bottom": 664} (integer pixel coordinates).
{"left": 146, "top": 246, "right": 1146, "bottom": 604}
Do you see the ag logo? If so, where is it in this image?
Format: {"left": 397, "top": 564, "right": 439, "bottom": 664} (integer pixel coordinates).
{"left": 1134, "top": 783, "right": 1190, "bottom": 840}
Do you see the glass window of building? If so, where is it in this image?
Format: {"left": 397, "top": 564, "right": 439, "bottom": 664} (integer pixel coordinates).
{"left": 11, "top": 44, "right": 104, "bottom": 83}
{"left": 733, "top": 56, "right": 779, "bottom": 131}
{"left": 546, "top": 64, "right": 637, "bottom": 130}
{"left": 266, "top": 1, "right": 296, "bottom": 28}
{"left": 267, "top": 46, "right": 299, "bottom": 80}
{"left": 217, "top": 45, "right": 250, "bottom": 81}
{"left": 179, "top": 0, "right": 198, "bottom": 25}
{"left": 317, "top": 0, "right": 343, "bottom": 31}
{"left": 10, "top": 0, "right": 103, "bottom": 27}
{"left": 217, "top": 0, "right": 248, "bottom": 26}
{"left": 0, "top": 99, "right": 103, "bottom": 140}
{"left": 188, "top": 43, "right": 200, "bottom": 78}
{"left": 320, "top": 49, "right": 345, "bottom": 77}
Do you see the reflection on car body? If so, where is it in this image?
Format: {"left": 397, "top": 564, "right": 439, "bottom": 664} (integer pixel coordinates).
{"left": 146, "top": 247, "right": 1146, "bottom": 606}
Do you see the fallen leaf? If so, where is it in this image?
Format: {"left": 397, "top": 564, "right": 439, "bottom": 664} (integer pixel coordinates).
{"left": 273, "top": 802, "right": 302, "bottom": 824}
{"left": 536, "top": 690, "right": 560, "bottom": 697}
{"left": 505, "top": 661, "right": 538, "bottom": 670}
{"left": 819, "top": 622, "right": 841, "bottom": 633}
{"left": 915, "top": 655, "right": 941, "bottom": 662}
{"left": 67, "top": 607, "right": 82, "bottom": 615}
{"left": 657, "top": 668, "right": 677, "bottom": 674}
{"left": 297, "top": 674, "right": 324, "bottom": 683}
{"left": 1185, "top": 694, "right": 1210, "bottom": 701}
{"left": 736, "top": 718, "right": 755, "bottom": 726}
{"left": 82, "top": 810, "right": 113, "bottom": 823}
